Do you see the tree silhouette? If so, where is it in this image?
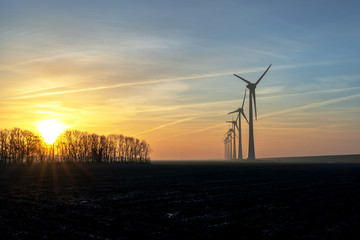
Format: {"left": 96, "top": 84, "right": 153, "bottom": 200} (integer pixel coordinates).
{"left": 0, "top": 128, "right": 152, "bottom": 165}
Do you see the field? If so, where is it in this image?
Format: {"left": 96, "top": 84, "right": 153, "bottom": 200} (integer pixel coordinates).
{"left": 1, "top": 155, "right": 360, "bottom": 239}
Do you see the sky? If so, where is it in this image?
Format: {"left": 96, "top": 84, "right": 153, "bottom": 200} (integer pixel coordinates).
{"left": 1, "top": 0, "right": 360, "bottom": 160}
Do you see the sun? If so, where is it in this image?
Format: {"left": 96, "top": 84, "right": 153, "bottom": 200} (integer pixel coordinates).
{"left": 37, "top": 119, "right": 67, "bottom": 144}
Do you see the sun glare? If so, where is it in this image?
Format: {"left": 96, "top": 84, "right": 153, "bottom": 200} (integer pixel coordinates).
{"left": 37, "top": 119, "right": 67, "bottom": 144}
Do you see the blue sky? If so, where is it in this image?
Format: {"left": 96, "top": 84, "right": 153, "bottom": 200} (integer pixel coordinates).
{"left": 1, "top": 0, "right": 360, "bottom": 159}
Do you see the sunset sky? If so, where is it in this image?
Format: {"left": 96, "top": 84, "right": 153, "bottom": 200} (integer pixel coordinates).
{"left": 1, "top": 0, "right": 360, "bottom": 160}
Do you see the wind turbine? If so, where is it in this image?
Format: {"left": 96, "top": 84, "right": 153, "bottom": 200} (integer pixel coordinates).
{"left": 224, "top": 129, "right": 233, "bottom": 160}
{"left": 233, "top": 64, "right": 271, "bottom": 160}
{"left": 224, "top": 134, "right": 231, "bottom": 160}
{"left": 225, "top": 119, "right": 237, "bottom": 160}
{"left": 228, "top": 90, "right": 249, "bottom": 160}
{"left": 224, "top": 138, "right": 228, "bottom": 160}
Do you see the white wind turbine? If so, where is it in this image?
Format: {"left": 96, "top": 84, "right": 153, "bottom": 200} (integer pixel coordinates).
{"left": 224, "top": 134, "right": 230, "bottom": 160}
{"left": 224, "top": 128, "right": 233, "bottom": 160}
{"left": 228, "top": 89, "right": 249, "bottom": 160}
{"left": 224, "top": 138, "right": 227, "bottom": 160}
{"left": 233, "top": 64, "right": 271, "bottom": 160}
{"left": 225, "top": 119, "right": 237, "bottom": 160}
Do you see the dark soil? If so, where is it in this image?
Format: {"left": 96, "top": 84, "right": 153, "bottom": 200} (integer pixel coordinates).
{"left": 1, "top": 157, "right": 360, "bottom": 239}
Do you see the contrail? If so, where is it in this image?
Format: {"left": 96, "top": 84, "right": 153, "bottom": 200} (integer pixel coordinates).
{"left": 136, "top": 99, "right": 239, "bottom": 113}
{"left": 259, "top": 92, "right": 360, "bottom": 119}
{"left": 118, "top": 86, "right": 360, "bottom": 115}
{"left": 134, "top": 110, "right": 229, "bottom": 136}
{"left": 13, "top": 72, "right": 239, "bottom": 99}
{"left": 134, "top": 117, "right": 195, "bottom": 135}
{"left": 258, "top": 86, "right": 360, "bottom": 100}
{"left": 19, "top": 83, "right": 78, "bottom": 95}
{"left": 173, "top": 123, "right": 226, "bottom": 137}
{"left": 13, "top": 61, "right": 334, "bottom": 99}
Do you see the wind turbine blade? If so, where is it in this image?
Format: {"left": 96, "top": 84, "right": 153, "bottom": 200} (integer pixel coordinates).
{"left": 242, "top": 89, "right": 247, "bottom": 108}
{"left": 253, "top": 91, "right": 257, "bottom": 120}
{"left": 225, "top": 121, "right": 232, "bottom": 123}
{"left": 234, "top": 74, "right": 251, "bottom": 84}
{"left": 255, "top": 64, "right": 271, "bottom": 85}
{"left": 241, "top": 112, "right": 249, "bottom": 124}
{"left": 228, "top": 110, "right": 237, "bottom": 114}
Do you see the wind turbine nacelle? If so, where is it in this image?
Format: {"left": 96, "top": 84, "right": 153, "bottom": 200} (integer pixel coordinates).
{"left": 246, "top": 83, "right": 257, "bottom": 90}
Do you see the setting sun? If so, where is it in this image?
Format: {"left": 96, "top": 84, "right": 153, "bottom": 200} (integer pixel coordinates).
{"left": 37, "top": 119, "right": 67, "bottom": 144}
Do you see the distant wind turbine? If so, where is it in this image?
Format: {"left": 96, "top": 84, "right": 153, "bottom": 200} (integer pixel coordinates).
{"left": 224, "top": 134, "right": 231, "bottom": 160}
{"left": 228, "top": 90, "right": 249, "bottom": 160}
{"left": 224, "top": 129, "right": 233, "bottom": 160}
{"left": 225, "top": 119, "right": 237, "bottom": 160}
{"left": 224, "top": 138, "right": 227, "bottom": 160}
{"left": 234, "top": 64, "right": 271, "bottom": 160}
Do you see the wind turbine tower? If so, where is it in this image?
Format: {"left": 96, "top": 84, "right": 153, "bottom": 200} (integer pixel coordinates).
{"left": 228, "top": 90, "right": 248, "bottom": 160}
{"left": 234, "top": 64, "right": 271, "bottom": 160}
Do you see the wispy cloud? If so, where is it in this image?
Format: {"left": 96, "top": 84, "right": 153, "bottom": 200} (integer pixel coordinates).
{"left": 135, "top": 117, "right": 195, "bottom": 135}
{"left": 259, "top": 92, "right": 360, "bottom": 119}
{"left": 12, "top": 71, "right": 234, "bottom": 99}
{"left": 119, "top": 86, "right": 360, "bottom": 115}
{"left": 173, "top": 123, "right": 226, "bottom": 137}
{"left": 318, "top": 74, "right": 360, "bottom": 84}
{"left": 12, "top": 62, "right": 335, "bottom": 100}
{"left": 258, "top": 86, "right": 360, "bottom": 100}
{"left": 19, "top": 82, "right": 78, "bottom": 95}
{"left": 135, "top": 99, "right": 239, "bottom": 113}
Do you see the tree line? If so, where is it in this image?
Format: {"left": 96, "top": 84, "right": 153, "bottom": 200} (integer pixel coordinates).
{"left": 0, "top": 128, "right": 151, "bottom": 165}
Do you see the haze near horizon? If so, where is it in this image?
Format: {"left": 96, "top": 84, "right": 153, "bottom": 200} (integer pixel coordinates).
{"left": 1, "top": 0, "right": 360, "bottom": 160}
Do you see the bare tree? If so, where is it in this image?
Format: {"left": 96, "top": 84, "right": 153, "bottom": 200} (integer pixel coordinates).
{"left": 0, "top": 129, "right": 9, "bottom": 165}
{"left": 23, "top": 130, "right": 40, "bottom": 164}
{"left": 0, "top": 127, "right": 152, "bottom": 165}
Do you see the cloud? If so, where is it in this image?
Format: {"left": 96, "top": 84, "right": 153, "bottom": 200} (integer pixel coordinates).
{"left": 19, "top": 82, "right": 77, "bottom": 95}
{"left": 258, "top": 86, "right": 360, "bottom": 100}
{"left": 115, "top": 86, "right": 360, "bottom": 117}
{"left": 173, "top": 123, "right": 226, "bottom": 137}
{"left": 257, "top": 86, "right": 285, "bottom": 95}
{"left": 10, "top": 69, "right": 251, "bottom": 99}
{"left": 12, "top": 61, "right": 336, "bottom": 100}
{"left": 135, "top": 99, "right": 239, "bottom": 114}
{"left": 259, "top": 92, "right": 360, "bottom": 119}
{"left": 318, "top": 74, "right": 360, "bottom": 84}
{"left": 135, "top": 117, "right": 195, "bottom": 135}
